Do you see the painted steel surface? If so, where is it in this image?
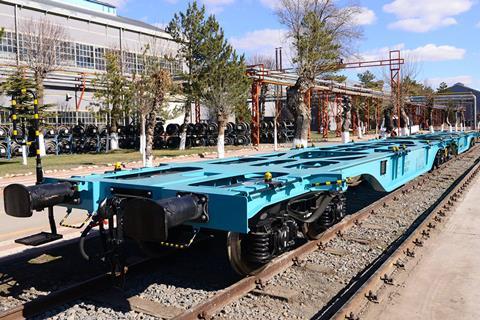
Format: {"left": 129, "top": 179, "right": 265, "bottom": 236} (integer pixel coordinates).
{"left": 44, "top": 131, "right": 478, "bottom": 233}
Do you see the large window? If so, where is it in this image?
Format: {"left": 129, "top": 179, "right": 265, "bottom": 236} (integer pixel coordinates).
{"left": 95, "top": 47, "right": 106, "bottom": 71}
{"left": 123, "top": 52, "right": 137, "bottom": 74}
{"left": 56, "top": 111, "right": 105, "bottom": 126}
{"left": 76, "top": 44, "right": 94, "bottom": 69}
{"left": 0, "top": 31, "right": 16, "bottom": 60}
{"left": 58, "top": 42, "right": 76, "bottom": 67}
{"left": 0, "top": 31, "right": 183, "bottom": 75}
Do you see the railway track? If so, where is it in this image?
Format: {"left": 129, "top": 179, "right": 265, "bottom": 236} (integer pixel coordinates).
{"left": 174, "top": 144, "right": 480, "bottom": 320}
{"left": 0, "top": 144, "right": 479, "bottom": 320}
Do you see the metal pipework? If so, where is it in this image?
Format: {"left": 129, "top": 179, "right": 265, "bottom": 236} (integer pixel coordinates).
{"left": 122, "top": 194, "right": 207, "bottom": 243}
{"left": 4, "top": 182, "right": 75, "bottom": 218}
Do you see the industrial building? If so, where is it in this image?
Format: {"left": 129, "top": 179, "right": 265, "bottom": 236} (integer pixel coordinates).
{"left": 0, "top": 0, "right": 184, "bottom": 126}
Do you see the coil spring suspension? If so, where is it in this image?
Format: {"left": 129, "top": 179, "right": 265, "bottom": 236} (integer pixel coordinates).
{"left": 245, "top": 232, "right": 272, "bottom": 264}
{"left": 319, "top": 207, "right": 335, "bottom": 228}
{"left": 318, "top": 194, "right": 347, "bottom": 229}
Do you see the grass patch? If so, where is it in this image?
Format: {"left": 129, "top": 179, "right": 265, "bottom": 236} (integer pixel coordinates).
{"left": 0, "top": 146, "right": 246, "bottom": 177}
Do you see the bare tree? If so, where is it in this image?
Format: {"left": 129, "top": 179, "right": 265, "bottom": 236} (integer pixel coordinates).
{"left": 132, "top": 48, "right": 173, "bottom": 167}
{"left": 20, "top": 18, "right": 68, "bottom": 106}
{"left": 276, "top": 0, "right": 362, "bottom": 146}
{"left": 248, "top": 54, "right": 276, "bottom": 70}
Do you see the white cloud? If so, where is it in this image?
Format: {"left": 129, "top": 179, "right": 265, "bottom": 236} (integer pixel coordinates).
{"left": 477, "top": 21, "right": 480, "bottom": 27}
{"left": 359, "top": 43, "right": 465, "bottom": 62}
{"left": 230, "top": 28, "right": 295, "bottom": 66}
{"left": 201, "top": 0, "right": 235, "bottom": 13}
{"left": 352, "top": 7, "right": 377, "bottom": 25}
{"left": 407, "top": 44, "right": 465, "bottom": 61}
{"left": 230, "top": 28, "right": 288, "bottom": 55}
{"left": 383, "top": 0, "right": 474, "bottom": 32}
{"left": 426, "top": 75, "right": 473, "bottom": 88}
{"left": 260, "top": 0, "right": 280, "bottom": 10}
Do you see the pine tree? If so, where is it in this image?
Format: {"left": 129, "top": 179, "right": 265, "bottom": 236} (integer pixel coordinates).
{"left": 357, "top": 70, "right": 384, "bottom": 90}
{"left": 437, "top": 82, "right": 449, "bottom": 93}
{"left": 0, "top": 67, "right": 36, "bottom": 108}
{"left": 198, "top": 15, "right": 250, "bottom": 158}
{"left": 0, "top": 67, "right": 52, "bottom": 121}
{"left": 167, "top": 1, "right": 207, "bottom": 150}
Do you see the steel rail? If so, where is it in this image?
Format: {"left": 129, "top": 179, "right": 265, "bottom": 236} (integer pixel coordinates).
{"left": 327, "top": 154, "right": 480, "bottom": 320}
{"left": 0, "top": 257, "right": 151, "bottom": 320}
{"left": 1, "top": 146, "right": 478, "bottom": 320}
{"left": 173, "top": 145, "right": 480, "bottom": 320}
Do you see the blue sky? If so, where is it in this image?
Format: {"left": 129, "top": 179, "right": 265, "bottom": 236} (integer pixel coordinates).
{"left": 113, "top": 0, "right": 480, "bottom": 89}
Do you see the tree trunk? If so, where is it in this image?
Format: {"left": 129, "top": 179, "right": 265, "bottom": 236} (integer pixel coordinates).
{"left": 140, "top": 114, "right": 146, "bottom": 165}
{"left": 455, "top": 111, "right": 459, "bottom": 132}
{"left": 384, "top": 106, "right": 394, "bottom": 137}
{"left": 400, "top": 106, "right": 409, "bottom": 136}
{"left": 445, "top": 110, "right": 453, "bottom": 132}
{"left": 33, "top": 74, "right": 46, "bottom": 156}
{"left": 34, "top": 73, "right": 45, "bottom": 107}
{"left": 217, "top": 114, "right": 226, "bottom": 159}
{"left": 428, "top": 107, "right": 434, "bottom": 133}
{"left": 341, "top": 97, "right": 351, "bottom": 143}
{"left": 286, "top": 77, "right": 311, "bottom": 148}
{"left": 109, "top": 108, "right": 119, "bottom": 150}
{"left": 179, "top": 101, "right": 191, "bottom": 150}
{"left": 145, "top": 111, "right": 156, "bottom": 167}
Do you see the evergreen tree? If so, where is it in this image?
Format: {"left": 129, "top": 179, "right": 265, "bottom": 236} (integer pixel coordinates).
{"left": 0, "top": 67, "right": 52, "bottom": 121}
{"left": 198, "top": 15, "right": 250, "bottom": 158}
{"left": 357, "top": 70, "right": 384, "bottom": 90}
{"left": 437, "top": 82, "right": 449, "bottom": 93}
{"left": 167, "top": 1, "right": 207, "bottom": 150}
{"left": 0, "top": 67, "right": 36, "bottom": 109}
{"left": 92, "top": 51, "right": 132, "bottom": 150}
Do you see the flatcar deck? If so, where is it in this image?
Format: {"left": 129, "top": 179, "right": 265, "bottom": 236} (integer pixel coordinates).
{"left": 44, "top": 132, "right": 477, "bottom": 233}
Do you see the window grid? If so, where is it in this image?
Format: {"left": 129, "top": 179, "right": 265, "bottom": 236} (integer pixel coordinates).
{"left": 123, "top": 51, "right": 137, "bottom": 74}
{"left": 0, "top": 32, "right": 182, "bottom": 75}
{"left": 58, "top": 42, "right": 76, "bottom": 67}
{"left": 0, "top": 31, "right": 16, "bottom": 60}
{"left": 75, "top": 43, "right": 94, "bottom": 69}
{"left": 95, "top": 48, "right": 106, "bottom": 71}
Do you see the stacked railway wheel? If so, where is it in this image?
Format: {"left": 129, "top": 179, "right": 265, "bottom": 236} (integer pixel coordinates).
{"left": 118, "top": 123, "right": 139, "bottom": 149}
{"left": 57, "top": 126, "right": 72, "bottom": 154}
{"left": 0, "top": 125, "right": 10, "bottom": 157}
{"left": 260, "top": 119, "right": 295, "bottom": 144}
{"left": 43, "top": 127, "right": 58, "bottom": 155}
{"left": 165, "top": 123, "right": 181, "bottom": 149}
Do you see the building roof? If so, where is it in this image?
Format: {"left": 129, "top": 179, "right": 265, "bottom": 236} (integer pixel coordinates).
{"left": 12, "top": 0, "right": 169, "bottom": 36}
{"left": 448, "top": 83, "right": 480, "bottom": 95}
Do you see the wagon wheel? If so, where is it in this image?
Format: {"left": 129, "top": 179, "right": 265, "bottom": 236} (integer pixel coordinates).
{"left": 227, "top": 232, "right": 266, "bottom": 276}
